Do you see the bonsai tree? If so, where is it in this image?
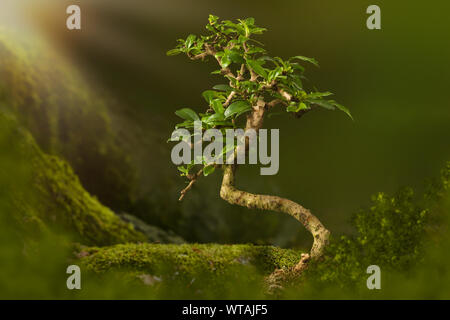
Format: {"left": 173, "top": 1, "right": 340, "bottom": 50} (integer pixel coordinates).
{"left": 167, "top": 15, "right": 352, "bottom": 271}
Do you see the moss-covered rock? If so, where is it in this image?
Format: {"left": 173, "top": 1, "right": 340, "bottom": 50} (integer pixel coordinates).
{"left": 31, "top": 154, "right": 147, "bottom": 245}
{"left": 0, "top": 30, "right": 138, "bottom": 213}
{"left": 80, "top": 243, "right": 300, "bottom": 275}
{"left": 0, "top": 111, "right": 182, "bottom": 245}
{"left": 77, "top": 242, "right": 301, "bottom": 297}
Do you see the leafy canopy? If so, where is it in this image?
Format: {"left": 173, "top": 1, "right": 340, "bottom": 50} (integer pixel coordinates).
{"left": 167, "top": 15, "right": 352, "bottom": 177}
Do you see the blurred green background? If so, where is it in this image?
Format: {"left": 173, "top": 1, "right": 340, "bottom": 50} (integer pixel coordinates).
{"left": 0, "top": 0, "right": 449, "bottom": 299}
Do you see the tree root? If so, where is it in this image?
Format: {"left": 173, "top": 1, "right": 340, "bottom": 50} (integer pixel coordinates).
{"left": 264, "top": 253, "right": 311, "bottom": 295}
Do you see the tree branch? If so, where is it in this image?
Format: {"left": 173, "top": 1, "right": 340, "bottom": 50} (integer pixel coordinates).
{"left": 224, "top": 91, "right": 236, "bottom": 107}
{"left": 267, "top": 99, "right": 284, "bottom": 108}
{"left": 278, "top": 88, "right": 292, "bottom": 101}
{"left": 179, "top": 169, "right": 203, "bottom": 201}
{"left": 220, "top": 165, "right": 330, "bottom": 261}
{"left": 188, "top": 44, "right": 237, "bottom": 79}
{"left": 188, "top": 52, "right": 208, "bottom": 61}
{"left": 237, "top": 64, "right": 246, "bottom": 81}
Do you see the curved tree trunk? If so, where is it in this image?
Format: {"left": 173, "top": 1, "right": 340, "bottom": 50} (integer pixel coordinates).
{"left": 220, "top": 164, "right": 330, "bottom": 267}
{"left": 219, "top": 101, "right": 330, "bottom": 275}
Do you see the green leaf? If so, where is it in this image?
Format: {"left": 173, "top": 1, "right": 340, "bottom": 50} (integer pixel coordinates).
{"left": 220, "top": 53, "right": 232, "bottom": 68}
{"left": 247, "top": 38, "right": 265, "bottom": 46}
{"left": 308, "top": 91, "right": 333, "bottom": 99}
{"left": 244, "top": 17, "right": 255, "bottom": 26}
{"left": 250, "top": 27, "right": 267, "bottom": 35}
{"left": 307, "top": 99, "right": 335, "bottom": 110}
{"left": 267, "top": 67, "right": 282, "bottom": 83}
{"left": 260, "top": 56, "right": 277, "bottom": 65}
{"left": 238, "top": 19, "right": 251, "bottom": 36}
{"left": 273, "top": 57, "right": 289, "bottom": 69}
{"left": 286, "top": 103, "right": 298, "bottom": 112}
{"left": 166, "top": 49, "right": 181, "bottom": 56}
{"left": 224, "top": 100, "right": 252, "bottom": 119}
{"left": 208, "top": 14, "right": 219, "bottom": 25}
{"left": 226, "top": 50, "right": 245, "bottom": 64}
{"left": 178, "top": 162, "right": 195, "bottom": 176}
{"left": 175, "top": 108, "right": 199, "bottom": 121}
{"left": 203, "top": 165, "right": 216, "bottom": 176}
{"left": 290, "top": 55, "right": 319, "bottom": 67}
{"left": 246, "top": 59, "right": 267, "bottom": 79}
{"left": 213, "top": 84, "right": 234, "bottom": 92}
{"left": 235, "top": 108, "right": 251, "bottom": 119}
{"left": 307, "top": 99, "right": 353, "bottom": 120}
{"left": 223, "top": 20, "right": 245, "bottom": 35}
{"left": 291, "top": 63, "right": 305, "bottom": 73}
{"left": 289, "top": 74, "right": 303, "bottom": 90}
{"left": 298, "top": 102, "right": 309, "bottom": 111}
{"left": 246, "top": 47, "right": 266, "bottom": 55}
{"left": 211, "top": 99, "right": 225, "bottom": 115}
{"left": 175, "top": 120, "right": 194, "bottom": 129}
{"left": 202, "top": 90, "right": 217, "bottom": 104}
{"left": 202, "top": 113, "right": 233, "bottom": 127}
{"left": 330, "top": 101, "right": 353, "bottom": 120}
{"left": 185, "top": 34, "right": 196, "bottom": 49}
{"left": 287, "top": 102, "right": 310, "bottom": 113}
{"left": 177, "top": 166, "right": 188, "bottom": 175}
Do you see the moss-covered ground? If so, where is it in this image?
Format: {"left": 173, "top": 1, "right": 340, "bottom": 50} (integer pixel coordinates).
{"left": 80, "top": 243, "right": 300, "bottom": 276}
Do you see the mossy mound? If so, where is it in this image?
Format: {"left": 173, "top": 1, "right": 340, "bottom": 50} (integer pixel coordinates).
{"left": 81, "top": 243, "right": 301, "bottom": 275}
{"left": 30, "top": 154, "right": 147, "bottom": 245}
{"left": 77, "top": 242, "right": 301, "bottom": 297}
{"left": 0, "top": 30, "right": 138, "bottom": 212}
{"left": 0, "top": 111, "right": 181, "bottom": 246}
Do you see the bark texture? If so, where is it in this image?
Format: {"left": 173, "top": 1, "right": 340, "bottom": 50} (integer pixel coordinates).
{"left": 220, "top": 165, "right": 330, "bottom": 262}
{"left": 219, "top": 102, "right": 330, "bottom": 265}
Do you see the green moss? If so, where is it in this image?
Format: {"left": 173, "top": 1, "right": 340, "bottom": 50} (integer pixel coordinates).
{"left": 0, "top": 30, "right": 138, "bottom": 212}
{"left": 0, "top": 111, "right": 148, "bottom": 245}
{"left": 285, "top": 162, "right": 450, "bottom": 296}
{"left": 70, "top": 242, "right": 302, "bottom": 298}
{"left": 81, "top": 243, "right": 300, "bottom": 275}
{"left": 32, "top": 154, "right": 148, "bottom": 245}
